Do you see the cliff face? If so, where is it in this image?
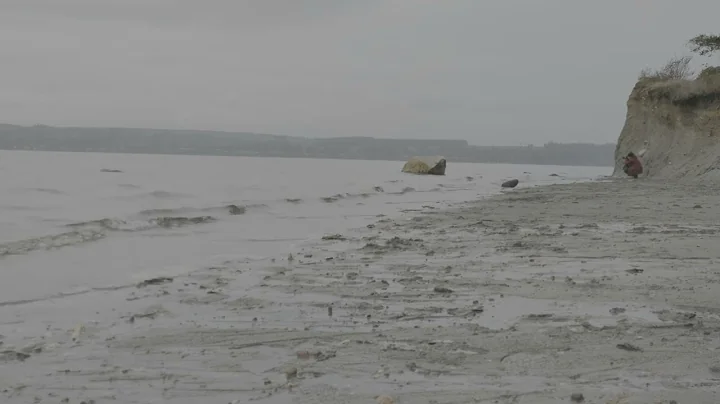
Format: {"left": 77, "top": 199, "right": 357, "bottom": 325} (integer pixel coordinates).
{"left": 614, "top": 74, "right": 720, "bottom": 180}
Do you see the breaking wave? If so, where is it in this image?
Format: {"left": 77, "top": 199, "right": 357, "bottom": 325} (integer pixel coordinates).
{"left": 141, "top": 190, "right": 188, "bottom": 199}
{"left": 25, "top": 187, "right": 65, "bottom": 195}
{"left": 0, "top": 215, "right": 216, "bottom": 257}
{"left": 66, "top": 216, "right": 216, "bottom": 231}
{"left": 0, "top": 229, "right": 107, "bottom": 257}
{"left": 138, "top": 203, "right": 261, "bottom": 217}
{"left": 1, "top": 181, "right": 451, "bottom": 257}
{"left": 320, "top": 186, "right": 388, "bottom": 203}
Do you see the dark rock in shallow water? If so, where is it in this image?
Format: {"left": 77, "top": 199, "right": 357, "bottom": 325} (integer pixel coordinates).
{"left": 501, "top": 179, "right": 519, "bottom": 188}
{"left": 227, "top": 204, "right": 246, "bottom": 215}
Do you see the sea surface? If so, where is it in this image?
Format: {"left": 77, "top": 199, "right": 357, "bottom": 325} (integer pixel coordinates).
{"left": 0, "top": 150, "right": 609, "bottom": 304}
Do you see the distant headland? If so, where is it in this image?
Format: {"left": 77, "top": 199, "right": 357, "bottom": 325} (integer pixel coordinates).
{"left": 0, "top": 123, "right": 614, "bottom": 167}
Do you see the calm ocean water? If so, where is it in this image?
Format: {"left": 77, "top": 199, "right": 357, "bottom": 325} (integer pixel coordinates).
{"left": 0, "top": 150, "right": 609, "bottom": 303}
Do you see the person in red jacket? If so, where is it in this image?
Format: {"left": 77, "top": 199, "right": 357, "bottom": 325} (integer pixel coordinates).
{"left": 623, "top": 152, "right": 643, "bottom": 178}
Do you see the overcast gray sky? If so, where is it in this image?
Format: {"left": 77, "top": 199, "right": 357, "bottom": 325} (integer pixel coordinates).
{"left": 0, "top": 0, "right": 718, "bottom": 145}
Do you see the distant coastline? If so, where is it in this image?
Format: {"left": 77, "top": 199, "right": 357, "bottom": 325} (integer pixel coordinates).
{"left": 0, "top": 123, "right": 614, "bottom": 167}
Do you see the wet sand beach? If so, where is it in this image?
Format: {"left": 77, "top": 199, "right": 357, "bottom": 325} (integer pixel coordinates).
{"left": 2, "top": 178, "right": 720, "bottom": 404}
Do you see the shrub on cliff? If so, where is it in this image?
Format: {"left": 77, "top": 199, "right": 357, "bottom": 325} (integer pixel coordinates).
{"left": 688, "top": 34, "right": 720, "bottom": 57}
{"left": 638, "top": 55, "right": 694, "bottom": 81}
{"left": 697, "top": 66, "right": 720, "bottom": 83}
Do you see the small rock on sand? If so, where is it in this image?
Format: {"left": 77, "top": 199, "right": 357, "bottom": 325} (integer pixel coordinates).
{"left": 616, "top": 343, "right": 642, "bottom": 352}
{"left": 501, "top": 179, "right": 519, "bottom": 188}
{"left": 285, "top": 367, "right": 298, "bottom": 381}
{"left": 376, "top": 395, "right": 395, "bottom": 404}
{"left": 570, "top": 393, "right": 585, "bottom": 402}
{"left": 433, "top": 286, "right": 453, "bottom": 294}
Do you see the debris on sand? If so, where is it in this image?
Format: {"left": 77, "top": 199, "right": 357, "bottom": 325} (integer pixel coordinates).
{"left": 625, "top": 268, "right": 644, "bottom": 274}
{"left": 322, "top": 234, "right": 347, "bottom": 241}
{"left": 609, "top": 307, "right": 626, "bottom": 315}
{"left": 616, "top": 343, "right": 642, "bottom": 352}
{"left": 137, "top": 276, "right": 173, "bottom": 287}
{"left": 433, "top": 286, "right": 454, "bottom": 294}
{"left": 126, "top": 305, "right": 169, "bottom": 323}
{"left": 321, "top": 194, "right": 344, "bottom": 203}
{"left": 501, "top": 179, "right": 519, "bottom": 188}
{"left": 655, "top": 310, "right": 696, "bottom": 322}
{"left": 71, "top": 323, "right": 85, "bottom": 342}
{"left": 296, "top": 350, "right": 337, "bottom": 361}
{"left": 0, "top": 350, "right": 31, "bottom": 362}
{"left": 570, "top": 392, "right": 585, "bottom": 402}
{"left": 525, "top": 313, "right": 553, "bottom": 319}
{"left": 20, "top": 342, "right": 44, "bottom": 354}
{"left": 100, "top": 168, "right": 123, "bottom": 173}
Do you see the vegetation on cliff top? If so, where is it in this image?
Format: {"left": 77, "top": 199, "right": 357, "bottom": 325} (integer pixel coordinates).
{"left": 635, "top": 33, "right": 720, "bottom": 106}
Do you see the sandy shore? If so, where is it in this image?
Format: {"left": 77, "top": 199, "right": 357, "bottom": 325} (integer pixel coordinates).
{"left": 2, "top": 178, "right": 720, "bottom": 404}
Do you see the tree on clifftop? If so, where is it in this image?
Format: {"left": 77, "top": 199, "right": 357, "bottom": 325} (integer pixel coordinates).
{"left": 688, "top": 34, "right": 720, "bottom": 56}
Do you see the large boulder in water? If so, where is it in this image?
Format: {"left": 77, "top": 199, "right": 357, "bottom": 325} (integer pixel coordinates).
{"left": 501, "top": 179, "right": 519, "bottom": 188}
{"left": 401, "top": 156, "right": 446, "bottom": 175}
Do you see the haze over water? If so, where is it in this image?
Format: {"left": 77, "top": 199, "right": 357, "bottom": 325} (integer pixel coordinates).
{"left": 0, "top": 150, "right": 608, "bottom": 304}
